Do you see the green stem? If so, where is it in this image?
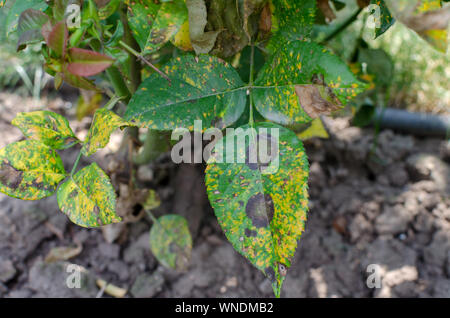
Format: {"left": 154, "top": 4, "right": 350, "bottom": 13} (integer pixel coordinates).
{"left": 321, "top": 8, "right": 363, "bottom": 44}
{"left": 70, "top": 151, "right": 83, "bottom": 176}
{"left": 248, "top": 44, "right": 255, "bottom": 127}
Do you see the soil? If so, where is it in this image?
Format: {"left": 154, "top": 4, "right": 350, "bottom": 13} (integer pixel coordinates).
{"left": 0, "top": 92, "right": 449, "bottom": 298}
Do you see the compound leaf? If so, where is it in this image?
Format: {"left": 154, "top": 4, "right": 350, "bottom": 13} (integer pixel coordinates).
{"left": 0, "top": 140, "right": 66, "bottom": 200}
{"left": 57, "top": 163, "right": 121, "bottom": 228}
{"left": 125, "top": 55, "right": 246, "bottom": 130}
{"left": 205, "top": 122, "right": 309, "bottom": 297}
{"left": 12, "top": 111, "right": 79, "bottom": 150}
{"left": 149, "top": 214, "right": 192, "bottom": 271}
{"left": 253, "top": 40, "right": 366, "bottom": 125}
{"left": 82, "top": 108, "right": 130, "bottom": 157}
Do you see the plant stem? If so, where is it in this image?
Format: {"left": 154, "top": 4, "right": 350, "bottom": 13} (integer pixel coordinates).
{"left": 248, "top": 44, "right": 255, "bottom": 127}
{"left": 70, "top": 151, "right": 83, "bottom": 176}
{"left": 321, "top": 8, "right": 363, "bottom": 44}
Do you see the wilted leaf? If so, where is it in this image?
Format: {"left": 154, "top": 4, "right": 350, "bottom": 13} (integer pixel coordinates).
{"left": 46, "top": 21, "right": 68, "bottom": 58}
{"left": 57, "top": 163, "right": 121, "bottom": 227}
{"left": 149, "top": 215, "right": 192, "bottom": 271}
{"left": 96, "top": 279, "right": 127, "bottom": 298}
{"left": 296, "top": 118, "right": 329, "bottom": 140}
{"left": 125, "top": 55, "right": 246, "bottom": 130}
{"left": 67, "top": 48, "right": 114, "bottom": 77}
{"left": 0, "top": 140, "right": 66, "bottom": 200}
{"left": 185, "top": 0, "right": 220, "bottom": 54}
{"left": 253, "top": 41, "right": 366, "bottom": 125}
{"left": 205, "top": 122, "right": 309, "bottom": 297}
{"left": 45, "top": 244, "right": 82, "bottom": 263}
{"left": 82, "top": 108, "right": 130, "bottom": 157}
{"left": 12, "top": 111, "right": 79, "bottom": 150}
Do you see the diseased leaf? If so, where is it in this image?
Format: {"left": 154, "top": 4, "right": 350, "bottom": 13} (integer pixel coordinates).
{"left": 253, "top": 41, "right": 366, "bottom": 125}
{"left": 384, "top": 0, "right": 449, "bottom": 52}
{"left": 67, "top": 48, "right": 114, "bottom": 77}
{"left": 269, "top": 0, "right": 316, "bottom": 50}
{"left": 296, "top": 118, "right": 329, "bottom": 140}
{"left": 57, "top": 163, "right": 121, "bottom": 228}
{"left": 4, "top": 0, "right": 47, "bottom": 36}
{"left": 171, "top": 19, "right": 193, "bottom": 51}
{"left": 370, "top": 0, "right": 395, "bottom": 38}
{"left": 12, "top": 111, "right": 79, "bottom": 150}
{"left": 143, "top": 0, "right": 188, "bottom": 53}
{"left": 17, "top": 8, "right": 49, "bottom": 51}
{"left": 82, "top": 108, "right": 130, "bottom": 157}
{"left": 205, "top": 122, "right": 309, "bottom": 297}
{"left": 0, "top": 140, "right": 66, "bottom": 200}
{"left": 186, "top": 0, "right": 220, "bottom": 54}
{"left": 98, "top": 0, "right": 121, "bottom": 20}
{"left": 125, "top": 55, "right": 246, "bottom": 131}
{"left": 44, "top": 244, "right": 82, "bottom": 263}
{"left": 46, "top": 21, "right": 68, "bottom": 58}
{"left": 149, "top": 215, "right": 192, "bottom": 271}
{"left": 126, "top": 0, "right": 160, "bottom": 51}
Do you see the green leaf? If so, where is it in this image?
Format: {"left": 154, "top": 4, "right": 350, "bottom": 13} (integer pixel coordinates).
{"left": 16, "top": 8, "right": 49, "bottom": 51}
{"left": 4, "top": 0, "right": 47, "bottom": 36}
{"left": 370, "top": 0, "right": 395, "bottom": 38}
{"left": 126, "top": 0, "right": 160, "bottom": 51}
{"left": 296, "top": 118, "right": 329, "bottom": 140}
{"left": 67, "top": 48, "right": 114, "bottom": 77}
{"left": 57, "top": 163, "right": 121, "bottom": 228}
{"left": 46, "top": 21, "right": 68, "bottom": 58}
{"left": 61, "top": 63, "right": 98, "bottom": 90}
{"left": 149, "top": 214, "right": 192, "bottom": 271}
{"left": 12, "top": 111, "right": 79, "bottom": 150}
{"left": 253, "top": 40, "right": 367, "bottom": 125}
{"left": 205, "top": 122, "right": 309, "bottom": 297}
{"left": 125, "top": 55, "right": 246, "bottom": 131}
{"left": 143, "top": 0, "right": 188, "bottom": 54}
{"left": 98, "top": 0, "right": 121, "bottom": 20}
{"left": 82, "top": 108, "right": 130, "bottom": 157}
{"left": 0, "top": 140, "right": 66, "bottom": 200}
{"left": 269, "top": 0, "right": 316, "bottom": 50}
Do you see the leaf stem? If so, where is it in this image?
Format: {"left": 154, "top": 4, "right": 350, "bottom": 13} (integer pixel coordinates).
{"left": 70, "top": 151, "right": 83, "bottom": 176}
{"left": 248, "top": 44, "right": 255, "bottom": 127}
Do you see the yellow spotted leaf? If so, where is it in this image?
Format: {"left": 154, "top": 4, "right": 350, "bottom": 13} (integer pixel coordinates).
{"left": 297, "top": 118, "right": 329, "bottom": 140}
{"left": 82, "top": 108, "right": 130, "bottom": 157}
{"left": 57, "top": 163, "right": 121, "bottom": 228}
{"left": 0, "top": 140, "right": 66, "bottom": 200}
{"left": 149, "top": 214, "right": 192, "bottom": 271}
{"left": 205, "top": 122, "right": 309, "bottom": 297}
{"left": 12, "top": 111, "right": 79, "bottom": 150}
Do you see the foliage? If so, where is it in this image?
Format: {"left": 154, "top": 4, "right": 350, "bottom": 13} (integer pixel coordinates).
{"left": 0, "top": 0, "right": 447, "bottom": 297}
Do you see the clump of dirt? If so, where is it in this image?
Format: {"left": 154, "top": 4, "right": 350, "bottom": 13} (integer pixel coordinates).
{"left": 0, "top": 92, "right": 449, "bottom": 298}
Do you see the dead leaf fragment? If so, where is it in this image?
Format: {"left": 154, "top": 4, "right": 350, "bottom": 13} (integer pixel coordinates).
{"left": 45, "top": 244, "right": 82, "bottom": 263}
{"left": 295, "top": 85, "right": 341, "bottom": 119}
{"left": 96, "top": 279, "right": 127, "bottom": 298}
{"left": 318, "top": 0, "right": 336, "bottom": 22}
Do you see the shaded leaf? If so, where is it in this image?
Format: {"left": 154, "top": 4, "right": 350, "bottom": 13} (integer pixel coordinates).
{"left": 4, "top": 0, "right": 47, "bottom": 36}
{"left": 125, "top": 55, "right": 246, "bottom": 131}
{"left": 186, "top": 0, "right": 220, "bottom": 54}
{"left": 76, "top": 90, "right": 103, "bottom": 120}
{"left": 149, "top": 215, "right": 192, "bottom": 271}
{"left": 253, "top": 41, "right": 366, "bottom": 125}
{"left": 82, "top": 108, "right": 130, "bottom": 157}
{"left": 205, "top": 122, "right": 309, "bottom": 297}
{"left": 67, "top": 48, "right": 114, "bottom": 77}
{"left": 0, "top": 140, "right": 66, "bottom": 200}
{"left": 12, "top": 111, "right": 79, "bottom": 150}
{"left": 98, "top": 0, "right": 121, "bottom": 20}
{"left": 57, "top": 163, "right": 121, "bottom": 228}
{"left": 126, "top": 0, "right": 160, "bottom": 50}
{"left": 44, "top": 244, "right": 82, "bottom": 263}
{"left": 17, "top": 8, "right": 49, "bottom": 51}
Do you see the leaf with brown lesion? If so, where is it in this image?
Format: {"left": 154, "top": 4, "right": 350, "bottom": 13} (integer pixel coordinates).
{"left": 295, "top": 84, "right": 341, "bottom": 118}
{"left": 317, "top": 0, "right": 336, "bottom": 22}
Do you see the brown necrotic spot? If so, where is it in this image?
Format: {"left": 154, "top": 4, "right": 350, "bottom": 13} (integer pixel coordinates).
{"left": 245, "top": 193, "right": 274, "bottom": 228}
{"left": 244, "top": 228, "right": 257, "bottom": 237}
{"left": 265, "top": 266, "right": 276, "bottom": 283}
{"left": 0, "top": 162, "right": 23, "bottom": 190}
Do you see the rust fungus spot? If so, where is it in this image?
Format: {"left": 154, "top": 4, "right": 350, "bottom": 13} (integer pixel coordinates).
{"left": 245, "top": 193, "right": 274, "bottom": 228}
{"left": 279, "top": 263, "right": 287, "bottom": 277}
